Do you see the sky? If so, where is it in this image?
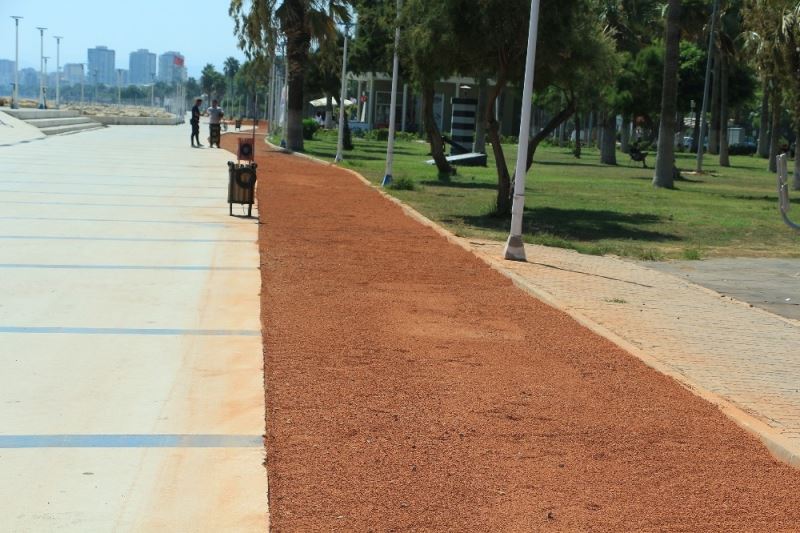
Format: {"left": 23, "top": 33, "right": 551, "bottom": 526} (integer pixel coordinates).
{"left": 1, "top": 0, "right": 247, "bottom": 78}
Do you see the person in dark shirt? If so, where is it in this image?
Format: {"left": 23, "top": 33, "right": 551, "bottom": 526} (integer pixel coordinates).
{"left": 191, "top": 98, "right": 203, "bottom": 147}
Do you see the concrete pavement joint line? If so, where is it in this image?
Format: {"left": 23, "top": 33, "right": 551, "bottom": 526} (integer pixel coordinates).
{"left": 0, "top": 200, "right": 222, "bottom": 209}
{"left": 0, "top": 189, "right": 222, "bottom": 200}
{"left": 0, "top": 434, "right": 263, "bottom": 448}
{"left": 277, "top": 141, "right": 800, "bottom": 470}
{"left": 0, "top": 264, "right": 257, "bottom": 271}
{"left": 0, "top": 236, "right": 254, "bottom": 243}
{"left": 0, "top": 326, "right": 261, "bottom": 336}
{"left": 526, "top": 260, "right": 655, "bottom": 288}
{"left": 0, "top": 216, "right": 242, "bottom": 227}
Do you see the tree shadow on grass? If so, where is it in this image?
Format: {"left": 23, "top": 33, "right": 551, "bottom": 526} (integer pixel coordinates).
{"left": 304, "top": 149, "right": 387, "bottom": 162}
{"left": 534, "top": 160, "right": 611, "bottom": 169}
{"left": 419, "top": 179, "right": 497, "bottom": 190}
{"left": 462, "top": 207, "right": 680, "bottom": 242}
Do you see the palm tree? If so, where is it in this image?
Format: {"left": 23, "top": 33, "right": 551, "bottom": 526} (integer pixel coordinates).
{"left": 652, "top": 0, "right": 682, "bottom": 188}
{"left": 230, "top": 0, "right": 351, "bottom": 151}
{"left": 223, "top": 57, "right": 241, "bottom": 112}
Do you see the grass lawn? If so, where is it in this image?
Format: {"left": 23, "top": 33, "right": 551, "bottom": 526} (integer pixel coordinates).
{"left": 278, "top": 130, "right": 800, "bottom": 260}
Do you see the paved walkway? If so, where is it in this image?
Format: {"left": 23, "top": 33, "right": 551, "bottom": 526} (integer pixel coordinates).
{"left": 469, "top": 240, "right": 800, "bottom": 464}
{"left": 648, "top": 258, "right": 800, "bottom": 321}
{"left": 0, "top": 125, "right": 267, "bottom": 530}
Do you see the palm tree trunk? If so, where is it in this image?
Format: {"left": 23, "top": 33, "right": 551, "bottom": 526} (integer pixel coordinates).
{"left": 757, "top": 82, "right": 770, "bottom": 158}
{"left": 620, "top": 115, "right": 631, "bottom": 153}
{"left": 691, "top": 109, "right": 701, "bottom": 153}
{"left": 653, "top": 0, "right": 681, "bottom": 189}
{"left": 285, "top": 1, "right": 311, "bottom": 152}
{"left": 324, "top": 94, "right": 334, "bottom": 129}
{"left": 486, "top": 74, "right": 512, "bottom": 215}
{"left": 600, "top": 111, "right": 617, "bottom": 165}
{"left": 719, "top": 53, "right": 730, "bottom": 167}
{"left": 769, "top": 90, "right": 781, "bottom": 173}
{"left": 574, "top": 112, "right": 582, "bottom": 158}
{"left": 709, "top": 49, "right": 721, "bottom": 155}
{"left": 421, "top": 84, "right": 452, "bottom": 176}
{"left": 793, "top": 122, "right": 800, "bottom": 190}
{"left": 473, "top": 76, "right": 488, "bottom": 153}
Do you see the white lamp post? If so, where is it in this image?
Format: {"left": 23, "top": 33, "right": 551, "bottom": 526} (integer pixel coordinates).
{"left": 281, "top": 38, "right": 288, "bottom": 148}
{"left": 43, "top": 56, "right": 49, "bottom": 109}
{"left": 381, "top": 0, "right": 402, "bottom": 187}
{"left": 11, "top": 16, "right": 22, "bottom": 109}
{"left": 54, "top": 36, "right": 63, "bottom": 108}
{"left": 335, "top": 22, "right": 351, "bottom": 163}
{"left": 696, "top": 0, "right": 720, "bottom": 173}
{"left": 503, "top": 0, "right": 542, "bottom": 261}
{"left": 36, "top": 27, "right": 47, "bottom": 109}
{"left": 79, "top": 63, "right": 85, "bottom": 109}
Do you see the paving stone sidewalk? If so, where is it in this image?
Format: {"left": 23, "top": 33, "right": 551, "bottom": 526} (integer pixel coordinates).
{"left": 469, "top": 240, "right": 800, "bottom": 462}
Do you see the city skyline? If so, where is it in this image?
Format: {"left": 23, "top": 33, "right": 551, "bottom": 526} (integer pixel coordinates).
{"left": 1, "top": 0, "right": 246, "bottom": 79}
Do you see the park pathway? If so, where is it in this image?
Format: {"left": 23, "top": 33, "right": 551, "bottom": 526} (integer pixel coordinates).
{"left": 0, "top": 124, "right": 267, "bottom": 531}
{"left": 241, "top": 138, "right": 800, "bottom": 532}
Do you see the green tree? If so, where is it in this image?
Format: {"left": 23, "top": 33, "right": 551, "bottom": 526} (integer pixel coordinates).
{"left": 200, "top": 64, "right": 227, "bottom": 101}
{"left": 230, "top": 0, "right": 352, "bottom": 151}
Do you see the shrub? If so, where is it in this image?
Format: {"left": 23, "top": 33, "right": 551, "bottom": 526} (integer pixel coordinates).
{"left": 364, "top": 128, "right": 389, "bottom": 141}
{"left": 728, "top": 143, "right": 756, "bottom": 156}
{"left": 302, "top": 118, "right": 320, "bottom": 140}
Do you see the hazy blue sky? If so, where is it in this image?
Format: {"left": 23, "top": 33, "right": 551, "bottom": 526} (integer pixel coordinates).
{"left": 1, "top": 0, "right": 247, "bottom": 78}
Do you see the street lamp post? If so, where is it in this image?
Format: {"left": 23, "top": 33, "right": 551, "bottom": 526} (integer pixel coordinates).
{"left": 116, "top": 69, "right": 123, "bottom": 105}
{"left": 503, "top": 0, "right": 542, "bottom": 261}
{"left": 36, "top": 27, "right": 47, "bottom": 109}
{"left": 93, "top": 69, "right": 98, "bottom": 103}
{"left": 281, "top": 38, "right": 288, "bottom": 148}
{"left": 335, "top": 22, "right": 351, "bottom": 163}
{"left": 54, "top": 36, "right": 63, "bottom": 108}
{"left": 696, "top": 0, "right": 720, "bottom": 173}
{"left": 79, "top": 63, "right": 85, "bottom": 109}
{"left": 381, "top": 0, "right": 402, "bottom": 187}
{"left": 11, "top": 16, "right": 22, "bottom": 109}
{"left": 43, "top": 56, "right": 49, "bottom": 109}
{"left": 150, "top": 72, "right": 155, "bottom": 107}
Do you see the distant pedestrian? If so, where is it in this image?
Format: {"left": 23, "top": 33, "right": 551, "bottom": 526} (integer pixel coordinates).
{"left": 191, "top": 98, "right": 203, "bottom": 147}
{"left": 207, "top": 99, "right": 224, "bottom": 148}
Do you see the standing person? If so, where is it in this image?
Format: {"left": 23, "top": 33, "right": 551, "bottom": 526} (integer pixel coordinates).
{"left": 207, "top": 99, "right": 224, "bottom": 148}
{"left": 190, "top": 98, "right": 203, "bottom": 147}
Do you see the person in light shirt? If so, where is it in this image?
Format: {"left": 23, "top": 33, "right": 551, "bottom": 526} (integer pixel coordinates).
{"left": 207, "top": 99, "right": 224, "bottom": 148}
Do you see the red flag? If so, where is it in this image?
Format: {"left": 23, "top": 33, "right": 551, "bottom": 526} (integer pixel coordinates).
{"left": 173, "top": 56, "right": 184, "bottom": 67}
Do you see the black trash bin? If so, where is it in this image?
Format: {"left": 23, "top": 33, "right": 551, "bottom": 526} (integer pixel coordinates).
{"left": 227, "top": 161, "right": 257, "bottom": 217}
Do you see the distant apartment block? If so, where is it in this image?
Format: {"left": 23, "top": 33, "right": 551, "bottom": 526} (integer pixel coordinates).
{"left": 20, "top": 67, "right": 38, "bottom": 88}
{"left": 0, "top": 59, "right": 14, "bottom": 87}
{"left": 63, "top": 63, "right": 84, "bottom": 86}
{"left": 158, "top": 51, "right": 187, "bottom": 83}
{"left": 129, "top": 49, "right": 156, "bottom": 85}
{"left": 87, "top": 45, "right": 115, "bottom": 85}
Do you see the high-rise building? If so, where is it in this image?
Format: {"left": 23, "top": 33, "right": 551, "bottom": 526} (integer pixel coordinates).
{"left": 129, "top": 49, "right": 156, "bottom": 85}
{"left": 20, "top": 68, "right": 38, "bottom": 88}
{"left": 158, "top": 51, "right": 187, "bottom": 83}
{"left": 63, "top": 63, "right": 84, "bottom": 86}
{"left": 87, "top": 45, "right": 115, "bottom": 85}
{"left": 0, "top": 59, "right": 14, "bottom": 87}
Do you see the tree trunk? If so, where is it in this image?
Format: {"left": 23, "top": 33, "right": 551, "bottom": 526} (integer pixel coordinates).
{"left": 422, "top": 84, "right": 453, "bottom": 176}
{"left": 719, "top": 53, "right": 730, "bottom": 167}
{"left": 600, "top": 112, "right": 617, "bottom": 165}
{"left": 769, "top": 90, "right": 781, "bottom": 173}
{"left": 794, "top": 122, "right": 800, "bottom": 190}
{"left": 285, "top": 13, "right": 310, "bottom": 152}
{"left": 757, "top": 82, "right": 770, "bottom": 158}
{"left": 473, "top": 76, "right": 488, "bottom": 153}
{"left": 587, "top": 111, "right": 594, "bottom": 148}
{"left": 574, "top": 113, "right": 582, "bottom": 158}
{"left": 709, "top": 49, "right": 721, "bottom": 155}
{"left": 620, "top": 115, "right": 631, "bottom": 153}
{"left": 653, "top": 0, "right": 681, "bottom": 189}
{"left": 524, "top": 98, "right": 575, "bottom": 171}
{"left": 324, "top": 94, "right": 334, "bottom": 129}
{"left": 486, "top": 75, "right": 512, "bottom": 215}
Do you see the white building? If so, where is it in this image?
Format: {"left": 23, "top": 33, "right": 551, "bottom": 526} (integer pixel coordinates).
{"left": 129, "top": 49, "right": 156, "bottom": 85}
{"left": 158, "top": 51, "right": 186, "bottom": 84}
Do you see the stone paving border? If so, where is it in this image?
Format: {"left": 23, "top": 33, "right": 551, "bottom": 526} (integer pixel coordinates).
{"left": 269, "top": 139, "right": 800, "bottom": 469}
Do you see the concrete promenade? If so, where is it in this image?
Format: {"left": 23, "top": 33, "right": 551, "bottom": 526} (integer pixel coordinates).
{"left": 0, "top": 125, "right": 267, "bottom": 530}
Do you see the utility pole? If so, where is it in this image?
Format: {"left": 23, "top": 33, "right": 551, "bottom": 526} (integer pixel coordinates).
{"left": 117, "top": 69, "right": 123, "bottom": 105}
{"left": 335, "top": 22, "right": 351, "bottom": 163}
{"left": 696, "top": 0, "right": 720, "bottom": 173}
{"left": 36, "top": 27, "right": 47, "bottom": 109}
{"left": 79, "top": 63, "right": 85, "bottom": 109}
{"left": 11, "top": 16, "right": 22, "bottom": 109}
{"left": 281, "top": 38, "right": 288, "bottom": 148}
{"left": 150, "top": 72, "right": 155, "bottom": 107}
{"left": 503, "top": 0, "right": 542, "bottom": 261}
{"left": 54, "top": 36, "right": 63, "bottom": 108}
{"left": 43, "top": 56, "right": 49, "bottom": 109}
{"left": 381, "top": 0, "right": 402, "bottom": 187}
